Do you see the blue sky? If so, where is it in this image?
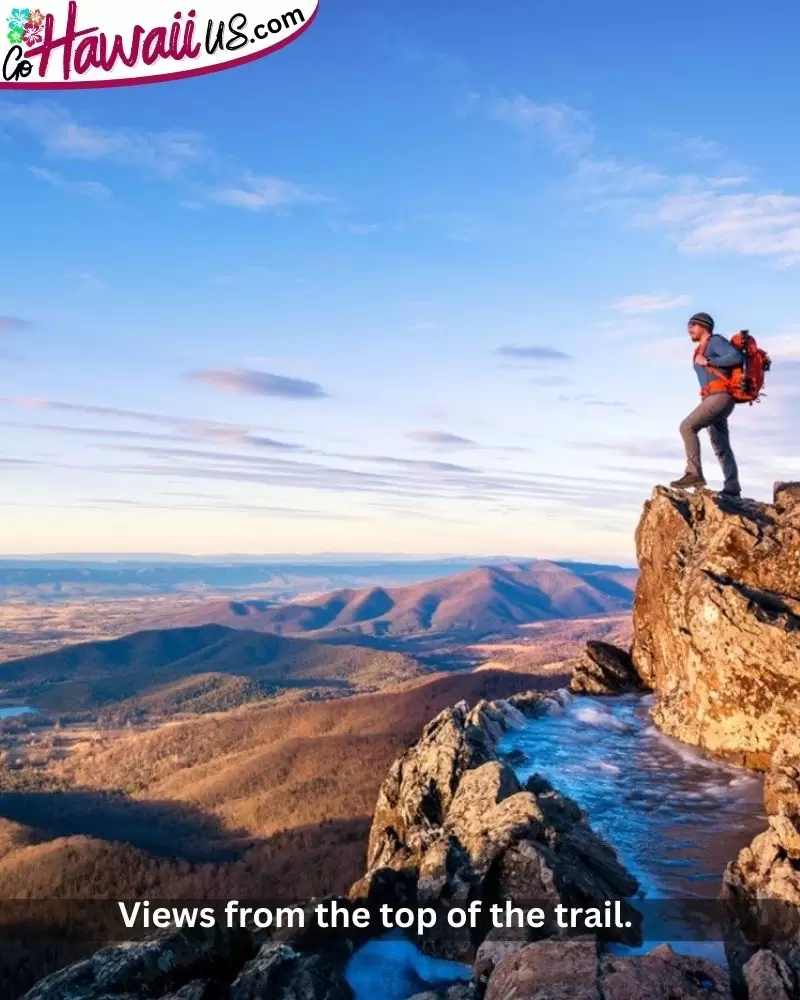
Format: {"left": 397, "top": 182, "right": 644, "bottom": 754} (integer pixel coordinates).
{"left": 1, "top": 0, "right": 799, "bottom": 560}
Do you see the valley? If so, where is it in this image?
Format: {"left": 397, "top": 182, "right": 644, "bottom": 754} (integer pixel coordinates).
{"left": 0, "top": 555, "right": 634, "bottom": 996}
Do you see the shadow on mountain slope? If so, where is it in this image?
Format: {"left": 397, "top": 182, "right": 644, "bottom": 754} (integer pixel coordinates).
{"left": 0, "top": 790, "right": 248, "bottom": 863}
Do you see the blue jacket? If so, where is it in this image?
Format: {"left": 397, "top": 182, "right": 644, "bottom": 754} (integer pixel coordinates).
{"left": 695, "top": 334, "right": 743, "bottom": 392}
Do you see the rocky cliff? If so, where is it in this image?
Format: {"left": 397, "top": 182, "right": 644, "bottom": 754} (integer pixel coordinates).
{"left": 632, "top": 483, "right": 800, "bottom": 768}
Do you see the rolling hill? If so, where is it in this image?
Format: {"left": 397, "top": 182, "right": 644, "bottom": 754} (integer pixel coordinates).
{"left": 0, "top": 667, "right": 556, "bottom": 997}
{"left": 0, "top": 624, "right": 421, "bottom": 718}
{"left": 161, "top": 560, "right": 638, "bottom": 639}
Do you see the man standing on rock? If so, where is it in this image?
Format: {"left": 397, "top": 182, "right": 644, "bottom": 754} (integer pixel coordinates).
{"left": 671, "top": 312, "right": 743, "bottom": 498}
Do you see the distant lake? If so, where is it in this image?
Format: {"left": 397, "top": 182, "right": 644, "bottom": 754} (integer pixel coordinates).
{"left": 0, "top": 706, "right": 36, "bottom": 719}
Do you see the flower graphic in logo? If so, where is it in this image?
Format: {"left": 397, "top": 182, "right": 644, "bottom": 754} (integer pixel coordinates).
{"left": 22, "top": 20, "right": 41, "bottom": 44}
{"left": 6, "top": 7, "right": 30, "bottom": 30}
{"left": 7, "top": 7, "right": 46, "bottom": 45}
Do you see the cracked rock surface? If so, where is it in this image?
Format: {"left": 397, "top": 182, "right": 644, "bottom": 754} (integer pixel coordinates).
{"left": 632, "top": 484, "right": 800, "bottom": 767}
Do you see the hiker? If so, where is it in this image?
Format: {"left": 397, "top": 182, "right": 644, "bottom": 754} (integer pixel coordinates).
{"left": 670, "top": 312, "right": 742, "bottom": 498}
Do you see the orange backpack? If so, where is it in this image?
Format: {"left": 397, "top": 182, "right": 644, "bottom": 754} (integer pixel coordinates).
{"left": 703, "top": 331, "right": 771, "bottom": 405}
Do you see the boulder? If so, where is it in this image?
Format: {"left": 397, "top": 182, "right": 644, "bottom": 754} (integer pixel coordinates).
{"left": 484, "top": 937, "right": 600, "bottom": 1000}
{"left": 508, "top": 692, "right": 545, "bottom": 714}
{"left": 472, "top": 940, "right": 527, "bottom": 989}
{"left": 230, "top": 942, "right": 350, "bottom": 1000}
{"left": 21, "top": 927, "right": 252, "bottom": 1000}
{"left": 743, "top": 949, "right": 796, "bottom": 1000}
{"left": 632, "top": 485, "right": 800, "bottom": 765}
{"left": 599, "top": 944, "right": 731, "bottom": 999}
{"left": 479, "top": 940, "right": 732, "bottom": 1000}
{"left": 569, "top": 641, "right": 645, "bottom": 696}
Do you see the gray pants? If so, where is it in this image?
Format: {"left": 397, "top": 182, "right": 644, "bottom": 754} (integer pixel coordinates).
{"left": 680, "top": 393, "right": 740, "bottom": 492}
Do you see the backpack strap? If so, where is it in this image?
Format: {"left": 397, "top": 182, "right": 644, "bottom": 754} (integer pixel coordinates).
{"left": 701, "top": 364, "right": 733, "bottom": 398}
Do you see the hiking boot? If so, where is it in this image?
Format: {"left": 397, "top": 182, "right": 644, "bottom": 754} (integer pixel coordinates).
{"left": 721, "top": 488, "right": 742, "bottom": 499}
{"left": 670, "top": 473, "right": 707, "bottom": 490}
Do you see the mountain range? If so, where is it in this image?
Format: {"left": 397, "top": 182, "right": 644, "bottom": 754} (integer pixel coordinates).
{"left": 162, "top": 559, "right": 637, "bottom": 639}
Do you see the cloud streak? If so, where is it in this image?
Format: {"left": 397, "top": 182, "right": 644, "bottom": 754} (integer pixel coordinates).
{"left": 488, "top": 96, "right": 594, "bottom": 155}
{"left": 488, "top": 90, "right": 800, "bottom": 267}
{"left": 188, "top": 369, "right": 329, "bottom": 400}
{"left": 0, "top": 101, "right": 207, "bottom": 178}
{"left": 640, "top": 189, "right": 800, "bottom": 266}
{"left": 610, "top": 294, "right": 692, "bottom": 314}
{"left": 31, "top": 167, "right": 112, "bottom": 200}
{"left": 495, "top": 345, "right": 572, "bottom": 362}
{"left": 406, "top": 430, "right": 478, "bottom": 449}
{"left": 209, "top": 174, "right": 326, "bottom": 212}
{"left": 0, "top": 316, "right": 31, "bottom": 332}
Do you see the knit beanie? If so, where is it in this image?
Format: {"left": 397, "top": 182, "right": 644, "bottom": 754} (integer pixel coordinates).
{"left": 689, "top": 312, "right": 715, "bottom": 332}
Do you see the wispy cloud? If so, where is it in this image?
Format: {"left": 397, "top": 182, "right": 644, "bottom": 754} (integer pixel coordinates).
{"left": 0, "top": 456, "right": 40, "bottom": 466}
{"left": 495, "top": 345, "right": 572, "bottom": 362}
{"left": 674, "top": 135, "right": 732, "bottom": 161}
{"left": 188, "top": 369, "right": 329, "bottom": 399}
{"left": 487, "top": 91, "right": 800, "bottom": 267}
{"left": 209, "top": 174, "right": 326, "bottom": 212}
{"left": 31, "top": 166, "right": 111, "bottom": 200}
{"left": 51, "top": 496, "right": 360, "bottom": 521}
{"left": 0, "top": 397, "right": 191, "bottom": 424}
{"left": 329, "top": 220, "right": 382, "bottom": 236}
{"left": 658, "top": 132, "right": 748, "bottom": 177}
{"left": 95, "top": 440, "right": 646, "bottom": 512}
{"left": 346, "top": 454, "right": 476, "bottom": 473}
{"left": 5, "top": 102, "right": 324, "bottom": 218}
{"left": 0, "top": 397, "right": 295, "bottom": 438}
{"left": 488, "top": 96, "right": 594, "bottom": 155}
{"left": 0, "top": 101, "right": 206, "bottom": 178}
{"left": 557, "top": 393, "right": 637, "bottom": 414}
{"left": 610, "top": 293, "right": 693, "bottom": 314}
{"left": 572, "top": 438, "right": 684, "bottom": 461}
{"left": 639, "top": 189, "right": 800, "bottom": 266}
{"left": 1, "top": 420, "right": 303, "bottom": 452}
{"left": 406, "top": 430, "right": 478, "bottom": 449}
{"left": 0, "top": 316, "right": 31, "bottom": 332}
{"left": 569, "top": 156, "right": 668, "bottom": 197}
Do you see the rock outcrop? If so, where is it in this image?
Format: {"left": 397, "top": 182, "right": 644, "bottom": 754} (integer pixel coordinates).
{"left": 722, "top": 733, "right": 800, "bottom": 995}
{"left": 632, "top": 484, "right": 800, "bottom": 766}
{"left": 21, "top": 927, "right": 255, "bottom": 1000}
{"left": 482, "top": 938, "right": 732, "bottom": 1000}
{"left": 743, "top": 948, "right": 796, "bottom": 1000}
{"left": 569, "top": 641, "right": 646, "bottom": 696}
{"left": 350, "top": 698, "right": 639, "bottom": 960}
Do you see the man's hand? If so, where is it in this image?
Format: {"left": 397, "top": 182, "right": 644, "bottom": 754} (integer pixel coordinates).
{"left": 695, "top": 355, "right": 709, "bottom": 367}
